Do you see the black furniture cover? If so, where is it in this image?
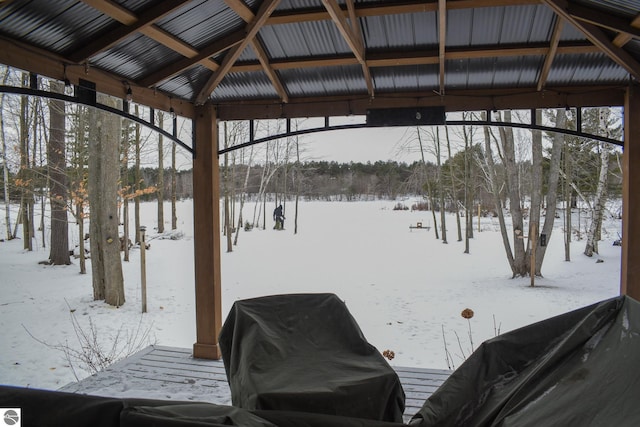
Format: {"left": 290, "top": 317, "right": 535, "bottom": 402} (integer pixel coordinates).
{"left": 409, "top": 295, "right": 640, "bottom": 427}
{"left": 219, "top": 293, "right": 406, "bottom": 422}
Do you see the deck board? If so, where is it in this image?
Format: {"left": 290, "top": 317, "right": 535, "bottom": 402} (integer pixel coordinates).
{"left": 59, "top": 345, "right": 451, "bottom": 423}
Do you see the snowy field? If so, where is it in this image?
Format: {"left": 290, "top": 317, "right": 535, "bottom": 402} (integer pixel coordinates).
{"left": 0, "top": 198, "right": 622, "bottom": 395}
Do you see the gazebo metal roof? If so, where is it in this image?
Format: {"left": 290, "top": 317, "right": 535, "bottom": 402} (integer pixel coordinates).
{"left": 1, "top": 0, "right": 639, "bottom": 120}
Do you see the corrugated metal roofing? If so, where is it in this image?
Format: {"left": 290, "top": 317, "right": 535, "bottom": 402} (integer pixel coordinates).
{"left": 0, "top": 0, "right": 637, "bottom": 113}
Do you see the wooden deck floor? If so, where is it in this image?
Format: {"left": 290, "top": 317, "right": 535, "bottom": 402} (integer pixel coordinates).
{"left": 59, "top": 345, "right": 451, "bottom": 423}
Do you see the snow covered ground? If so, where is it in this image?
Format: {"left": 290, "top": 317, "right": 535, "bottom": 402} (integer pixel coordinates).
{"left": 0, "top": 198, "right": 622, "bottom": 394}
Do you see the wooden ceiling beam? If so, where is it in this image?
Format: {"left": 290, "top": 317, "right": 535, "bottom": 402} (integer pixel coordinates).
{"left": 0, "top": 35, "right": 194, "bottom": 117}
{"left": 346, "top": 0, "right": 374, "bottom": 97}
{"left": 537, "top": 17, "right": 564, "bottom": 91}
{"left": 224, "top": 0, "right": 289, "bottom": 103}
{"left": 438, "top": 0, "right": 447, "bottom": 95}
{"left": 138, "top": 30, "right": 244, "bottom": 88}
{"left": 613, "top": 14, "right": 640, "bottom": 47}
{"left": 71, "top": 0, "right": 190, "bottom": 63}
{"left": 79, "top": 0, "right": 221, "bottom": 74}
{"left": 543, "top": 0, "right": 640, "bottom": 81}
{"left": 322, "top": 0, "right": 374, "bottom": 97}
{"left": 195, "top": 0, "right": 281, "bottom": 105}
{"left": 250, "top": 39, "right": 289, "bottom": 103}
{"left": 80, "top": 0, "right": 137, "bottom": 25}
{"left": 216, "top": 86, "right": 626, "bottom": 121}
{"left": 569, "top": 4, "right": 640, "bottom": 41}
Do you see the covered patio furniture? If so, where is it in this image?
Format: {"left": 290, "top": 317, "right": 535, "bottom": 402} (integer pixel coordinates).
{"left": 219, "top": 293, "right": 405, "bottom": 422}
{"left": 410, "top": 295, "right": 640, "bottom": 426}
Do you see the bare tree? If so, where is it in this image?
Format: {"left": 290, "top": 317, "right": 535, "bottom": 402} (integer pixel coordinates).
{"left": 533, "top": 109, "right": 566, "bottom": 273}
{"left": 435, "top": 127, "right": 447, "bottom": 243}
{"left": 157, "top": 111, "right": 165, "bottom": 234}
{"left": 47, "top": 80, "right": 70, "bottom": 265}
{"left": 0, "top": 67, "right": 12, "bottom": 240}
{"left": 416, "top": 127, "right": 439, "bottom": 239}
{"left": 445, "top": 125, "right": 462, "bottom": 242}
{"left": 18, "top": 72, "right": 33, "bottom": 250}
{"left": 88, "top": 98, "right": 125, "bottom": 306}
{"left": 584, "top": 108, "right": 612, "bottom": 257}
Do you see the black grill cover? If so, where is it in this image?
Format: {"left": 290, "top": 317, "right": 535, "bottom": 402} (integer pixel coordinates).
{"left": 219, "top": 293, "right": 405, "bottom": 422}
{"left": 409, "top": 295, "right": 640, "bottom": 427}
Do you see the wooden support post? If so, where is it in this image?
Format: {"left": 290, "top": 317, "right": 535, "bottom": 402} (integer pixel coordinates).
{"left": 621, "top": 85, "right": 640, "bottom": 301}
{"left": 140, "top": 225, "right": 147, "bottom": 314}
{"left": 530, "top": 223, "right": 536, "bottom": 288}
{"left": 192, "top": 104, "right": 223, "bottom": 359}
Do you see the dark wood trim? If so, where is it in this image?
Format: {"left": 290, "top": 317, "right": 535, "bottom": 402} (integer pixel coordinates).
{"left": 0, "top": 35, "right": 194, "bottom": 117}
{"left": 621, "top": 85, "right": 640, "bottom": 300}
{"left": 215, "top": 86, "right": 626, "bottom": 120}
{"left": 192, "top": 104, "right": 222, "bottom": 360}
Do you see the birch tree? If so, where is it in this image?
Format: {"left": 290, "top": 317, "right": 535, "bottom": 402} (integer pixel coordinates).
{"left": 584, "top": 108, "right": 614, "bottom": 256}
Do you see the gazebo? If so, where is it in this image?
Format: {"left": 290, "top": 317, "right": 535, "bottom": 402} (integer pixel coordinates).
{"left": 0, "top": 0, "right": 639, "bottom": 361}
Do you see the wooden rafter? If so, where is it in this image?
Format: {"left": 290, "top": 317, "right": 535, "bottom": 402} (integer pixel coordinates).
{"left": 138, "top": 31, "right": 244, "bottom": 88}
{"left": 79, "top": 0, "right": 221, "bottom": 74}
{"left": 438, "top": 0, "right": 446, "bottom": 95}
{"left": 569, "top": 3, "right": 640, "bottom": 41}
{"left": 537, "top": 17, "right": 564, "bottom": 91}
{"left": 225, "top": 0, "right": 289, "bottom": 103}
{"left": 250, "top": 39, "right": 289, "bottom": 103}
{"left": 70, "top": 0, "right": 190, "bottom": 63}
{"left": 195, "top": 0, "right": 281, "bottom": 105}
{"left": 542, "top": 0, "right": 640, "bottom": 81}
{"left": 614, "top": 14, "right": 640, "bottom": 47}
{"left": 322, "top": 0, "right": 374, "bottom": 97}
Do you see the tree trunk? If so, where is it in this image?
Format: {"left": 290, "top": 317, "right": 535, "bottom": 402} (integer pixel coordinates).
{"left": 584, "top": 108, "right": 611, "bottom": 257}
{"left": 171, "top": 116, "right": 177, "bottom": 230}
{"left": 157, "top": 111, "right": 165, "bottom": 233}
{"left": 223, "top": 123, "right": 232, "bottom": 252}
{"left": 416, "top": 127, "right": 439, "bottom": 239}
{"left": 73, "top": 105, "right": 88, "bottom": 275}
{"left": 20, "top": 73, "right": 32, "bottom": 251}
{"left": 564, "top": 142, "right": 572, "bottom": 261}
{"left": 584, "top": 144, "right": 609, "bottom": 256}
{"left": 121, "top": 113, "right": 131, "bottom": 262}
{"left": 499, "top": 111, "right": 527, "bottom": 276}
{"left": 482, "top": 117, "right": 516, "bottom": 272}
{"left": 0, "top": 70, "right": 12, "bottom": 240}
{"left": 88, "top": 97, "right": 125, "bottom": 306}
{"left": 47, "top": 80, "right": 70, "bottom": 265}
{"left": 234, "top": 146, "right": 254, "bottom": 245}
{"left": 435, "top": 128, "right": 447, "bottom": 244}
{"left": 463, "top": 123, "right": 472, "bottom": 253}
{"left": 445, "top": 126, "right": 462, "bottom": 242}
{"left": 134, "top": 105, "right": 141, "bottom": 245}
{"left": 527, "top": 109, "right": 543, "bottom": 275}
{"left": 536, "top": 109, "right": 566, "bottom": 272}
